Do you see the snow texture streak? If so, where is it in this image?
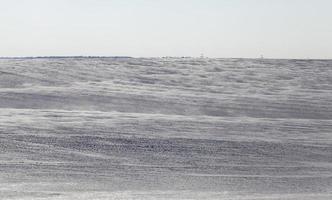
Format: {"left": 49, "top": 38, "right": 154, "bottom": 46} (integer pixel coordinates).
{"left": 0, "top": 57, "right": 331, "bottom": 199}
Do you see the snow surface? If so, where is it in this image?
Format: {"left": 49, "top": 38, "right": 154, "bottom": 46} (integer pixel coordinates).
{"left": 0, "top": 57, "right": 331, "bottom": 199}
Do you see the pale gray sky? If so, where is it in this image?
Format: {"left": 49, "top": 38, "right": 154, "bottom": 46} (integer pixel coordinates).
{"left": 0, "top": 0, "right": 331, "bottom": 58}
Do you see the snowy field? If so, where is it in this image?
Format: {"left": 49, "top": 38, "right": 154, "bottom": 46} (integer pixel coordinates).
{"left": 0, "top": 57, "right": 331, "bottom": 199}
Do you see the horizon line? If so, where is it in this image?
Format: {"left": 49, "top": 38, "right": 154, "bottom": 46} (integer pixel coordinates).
{"left": 0, "top": 56, "right": 331, "bottom": 61}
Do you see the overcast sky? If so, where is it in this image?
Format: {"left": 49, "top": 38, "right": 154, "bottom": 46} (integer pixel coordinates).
{"left": 0, "top": 0, "right": 331, "bottom": 58}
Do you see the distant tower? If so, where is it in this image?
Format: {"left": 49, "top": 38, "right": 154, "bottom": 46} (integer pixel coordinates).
{"left": 200, "top": 53, "right": 204, "bottom": 59}
{"left": 260, "top": 55, "right": 264, "bottom": 59}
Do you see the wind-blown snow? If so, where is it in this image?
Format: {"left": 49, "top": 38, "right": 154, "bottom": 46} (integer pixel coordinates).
{"left": 0, "top": 57, "right": 331, "bottom": 199}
